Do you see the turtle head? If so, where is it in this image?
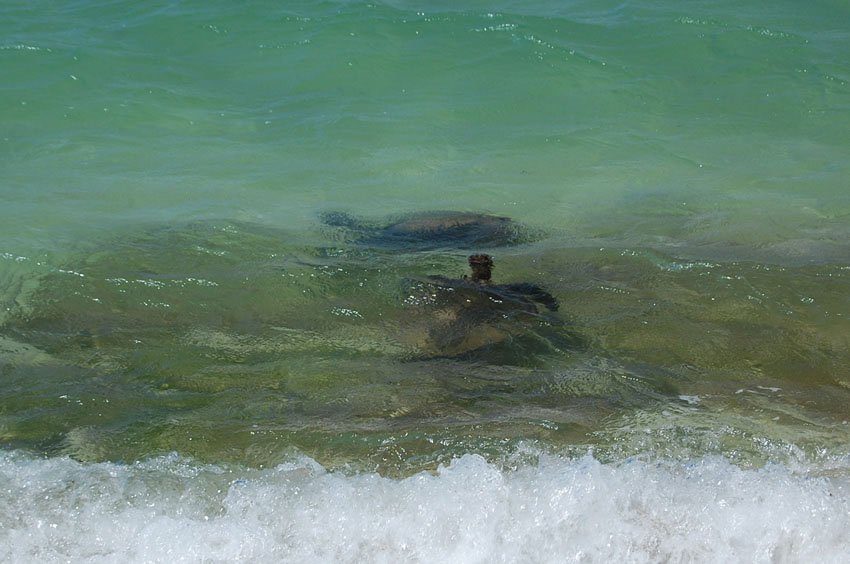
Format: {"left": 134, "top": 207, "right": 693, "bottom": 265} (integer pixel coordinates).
{"left": 468, "top": 254, "right": 494, "bottom": 283}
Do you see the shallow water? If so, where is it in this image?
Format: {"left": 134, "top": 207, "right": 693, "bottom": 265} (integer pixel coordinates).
{"left": 2, "top": 0, "right": 850, "bottom": 560}
{"left": 2, "top": 220, "right": 848, "bottom": 470}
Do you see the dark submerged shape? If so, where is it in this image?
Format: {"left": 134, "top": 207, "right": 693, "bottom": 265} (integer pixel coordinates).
{"left": 400, "top": 254, "right": 579, "bottom": 362}
{"left": 320, "top": 210, "right": 537, "bottom": 250}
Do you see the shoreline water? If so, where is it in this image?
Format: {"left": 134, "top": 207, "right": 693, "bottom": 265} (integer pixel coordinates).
{"left": 3, "top": 449, "right": 850, "bottom": 562}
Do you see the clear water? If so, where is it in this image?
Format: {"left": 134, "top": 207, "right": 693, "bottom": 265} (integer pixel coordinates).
{"left": 2, "top": 0, "right": 850, "bottom": 561}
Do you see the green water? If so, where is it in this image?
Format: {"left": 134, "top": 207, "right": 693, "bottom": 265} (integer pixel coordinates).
{"left": 2, "top": 0, "right": 850, "bottom": 476}
{"left": 2, "top": 219, "right": 848, "bottom": 474}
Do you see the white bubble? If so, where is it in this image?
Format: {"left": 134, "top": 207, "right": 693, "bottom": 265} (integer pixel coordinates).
{"left": 2, "top": 451, "right": 849, "bottom": 562}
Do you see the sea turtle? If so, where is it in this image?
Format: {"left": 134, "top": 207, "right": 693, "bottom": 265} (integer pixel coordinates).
{"left": 398, "top": 254, "right": 582, "bottom": 362}
{"left": 320, "top": 210, "right": 538, "bottom": 251}
{"left": 2, "top": 220, "right": 566, "bottom": 375}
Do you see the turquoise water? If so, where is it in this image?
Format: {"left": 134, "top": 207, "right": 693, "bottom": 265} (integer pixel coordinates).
{"left": 2, "top": 1, "right": 850, "bottom": 561}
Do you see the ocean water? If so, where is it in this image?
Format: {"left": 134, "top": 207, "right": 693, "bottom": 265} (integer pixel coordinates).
{"left": 2, "top": 0, "right": 850, "bottom": 561}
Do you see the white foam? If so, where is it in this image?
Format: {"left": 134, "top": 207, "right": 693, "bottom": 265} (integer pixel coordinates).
{"left": 2, "top": 450, "right": 849, "bottom": 563}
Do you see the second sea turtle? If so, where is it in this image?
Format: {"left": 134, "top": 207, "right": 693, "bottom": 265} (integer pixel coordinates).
{"left": 320, "top": 210, "right": 538, "bottom": 251}
{"left": 398, "top": 254, "right": 582, "bottom": 363}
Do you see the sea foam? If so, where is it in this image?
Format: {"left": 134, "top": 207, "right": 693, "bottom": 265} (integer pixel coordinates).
{"left": 2, "top": 450, "right": 848, "bottom": 563}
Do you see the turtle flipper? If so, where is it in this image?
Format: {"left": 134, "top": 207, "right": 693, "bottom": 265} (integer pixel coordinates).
{"left": 498, "top": 282, "right": 560, "bottom": 312}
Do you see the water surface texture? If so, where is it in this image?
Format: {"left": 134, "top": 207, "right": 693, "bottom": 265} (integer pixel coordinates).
{"left": 2, "top": 0, "right": 850, "bottom": 561}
